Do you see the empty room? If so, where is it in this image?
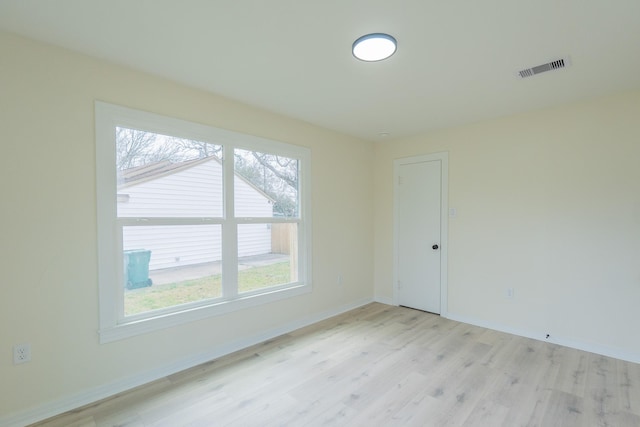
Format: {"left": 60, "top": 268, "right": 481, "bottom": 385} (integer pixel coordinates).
{"left": 1, "top": 1, "right": 640, "bottom": 426}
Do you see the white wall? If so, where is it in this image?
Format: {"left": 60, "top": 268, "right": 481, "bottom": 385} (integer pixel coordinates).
{"left": 0, "top": 31, "right": 374, "bottom": 424}
{"left": 123, "top": 225, "right": 222, "bottom": 270}
{"left": 119, "top": 159, "right": 273, "bottom": 269}
{"left": 118, "top": 159, "right": 224, "bottom": 218}
{"left": 374, "top": 89, "right": 640, "bottom": 362}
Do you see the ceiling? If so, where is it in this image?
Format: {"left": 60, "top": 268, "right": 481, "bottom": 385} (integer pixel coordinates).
{"left": 1, "top": 0, "right": 640, "bottom": 141}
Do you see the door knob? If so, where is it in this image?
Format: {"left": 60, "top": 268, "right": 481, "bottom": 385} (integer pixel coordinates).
{"left": 432, "top": 244, "right": 439, "bottom": 250}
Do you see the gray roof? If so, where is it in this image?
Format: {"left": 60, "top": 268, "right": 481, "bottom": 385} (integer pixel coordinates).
{"left": 117, "top": 156, "right": 275, "bottom": 202}
{"left": 118, "top": 157, "right": 213, "bottom": 188}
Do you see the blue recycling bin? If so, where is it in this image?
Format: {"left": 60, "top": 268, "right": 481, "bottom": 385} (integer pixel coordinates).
{"left": 124, "top": 249, "right": 152, "bottom": 289}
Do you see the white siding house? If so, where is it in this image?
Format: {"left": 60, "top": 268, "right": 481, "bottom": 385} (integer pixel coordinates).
{"left": 117, "top": 157, "right": 273, "bottom": 270}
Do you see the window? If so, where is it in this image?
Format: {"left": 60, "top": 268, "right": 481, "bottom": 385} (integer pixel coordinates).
{"left": 96, "top": 102, "right": 311, "bottom": 342}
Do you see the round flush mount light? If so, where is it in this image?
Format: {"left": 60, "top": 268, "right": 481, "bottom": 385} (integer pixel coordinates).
{"left": 352, "top": 33, "right": 397, "bottom": 62}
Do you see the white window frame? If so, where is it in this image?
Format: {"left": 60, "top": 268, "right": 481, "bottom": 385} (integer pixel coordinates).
{"left": 95, "top": 102, "right": 312, "bottom": 343}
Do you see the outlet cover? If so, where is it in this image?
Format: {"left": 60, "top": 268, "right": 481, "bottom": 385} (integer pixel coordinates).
{"left": 13, "top": 343, "right": 31, "bottom": 364}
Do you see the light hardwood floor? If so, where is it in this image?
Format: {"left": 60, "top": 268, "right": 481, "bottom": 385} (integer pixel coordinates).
{"left": 30, "top": 303, "right": 640, "bottom": 426}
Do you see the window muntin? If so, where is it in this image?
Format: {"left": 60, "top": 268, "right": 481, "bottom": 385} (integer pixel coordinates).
{"left": 96, "top": 102, "right": 311, "bottom": 342}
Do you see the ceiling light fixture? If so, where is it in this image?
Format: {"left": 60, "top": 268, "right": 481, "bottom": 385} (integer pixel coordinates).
{"left": 352, "top": 33, "right": 397, "bottom": 62}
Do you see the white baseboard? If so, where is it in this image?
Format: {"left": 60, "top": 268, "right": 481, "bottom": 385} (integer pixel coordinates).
{"left": 445, "top": 312, "right": 640, "bottom": 365}
{"left": 373, "top": 295, "right": 395, "bottom": 306}
{"left": 2, "top": 297, "right": 373, "bottom": 427}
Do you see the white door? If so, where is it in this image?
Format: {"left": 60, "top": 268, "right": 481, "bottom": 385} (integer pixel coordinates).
{"left": 396, "top": 158, "right": 442, "bottom": 313}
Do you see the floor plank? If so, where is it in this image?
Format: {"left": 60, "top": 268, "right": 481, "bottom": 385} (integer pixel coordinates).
{"left": 29, "top": 303, "right": 640, "bottom": 427}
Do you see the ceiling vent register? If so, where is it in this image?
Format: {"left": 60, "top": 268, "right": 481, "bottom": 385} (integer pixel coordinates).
{"left": 518, "top": 58, "right": 569, "bottom": 78}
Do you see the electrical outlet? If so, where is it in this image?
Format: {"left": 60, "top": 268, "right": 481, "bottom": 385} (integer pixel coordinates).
{"left": 337, "top": 274, "right": 343, "bottom": 285}
{"left": 13, "top": 343, "right": 31, "bottom": 364}
{"left": 506, "top": 288, "right": 514, "bottom": 299}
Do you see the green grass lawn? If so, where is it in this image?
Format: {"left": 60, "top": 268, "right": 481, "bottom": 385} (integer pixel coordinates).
{"left": 125, "top": 261, "right": 291, "bottom": 316}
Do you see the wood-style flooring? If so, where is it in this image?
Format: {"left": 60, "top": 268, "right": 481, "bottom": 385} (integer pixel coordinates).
{"left": 30, "top": 303, "right": 640, "bottom": 426}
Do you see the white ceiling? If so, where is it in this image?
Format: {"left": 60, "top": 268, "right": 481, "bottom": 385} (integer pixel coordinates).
{"left": 1, "top": 0, "right": 640, "bottom": 141}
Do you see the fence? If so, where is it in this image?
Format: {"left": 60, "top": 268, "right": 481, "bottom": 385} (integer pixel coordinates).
{"left": 271, "top": 223, "right": 296, "bottom": 255}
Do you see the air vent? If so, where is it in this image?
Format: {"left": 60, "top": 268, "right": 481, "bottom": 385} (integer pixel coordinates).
{"left": 518, "top": 57, "right": 570, "bottom": 79}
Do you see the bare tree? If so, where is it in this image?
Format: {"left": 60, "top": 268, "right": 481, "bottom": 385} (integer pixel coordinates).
{"left": 235, "top": 150, "right": 299, "bottom": 217}
{"left": 170, "top": 136, "right": 222, "bottom": 160}
{"left": 116, "top": 127, "right": 221, "bottom": 171}
{"left": 116, "top": 126, "right": 297, "bottom": 216}
{"left": 251, "top": 152, "right": 297, "bottom": 189}
{"left": 116, "top": 127, "right": 159, "bottom": 170}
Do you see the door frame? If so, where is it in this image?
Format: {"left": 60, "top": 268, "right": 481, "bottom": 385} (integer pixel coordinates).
{"left": 393, "top": 152, "right": 449, "bottom": 316}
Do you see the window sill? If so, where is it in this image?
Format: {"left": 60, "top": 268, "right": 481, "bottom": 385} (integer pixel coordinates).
{"left": 98, "top": 283, "right": 312, "bottom": 343}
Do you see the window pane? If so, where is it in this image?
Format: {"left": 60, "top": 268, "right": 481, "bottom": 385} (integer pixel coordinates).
{"left": 123, "top": 224, "right": 222, "bottom": 316}
{"left": 237, "top": 223, "right": 298, "bottom": 293}
{"left": 234, "top": 149, "right": 299, "bottom": 218}
{"left": 116, "top": 127, "right": 223, "bottom": 218}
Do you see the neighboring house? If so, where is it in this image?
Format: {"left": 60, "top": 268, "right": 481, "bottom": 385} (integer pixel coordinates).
{"left": 117, "top": 156, "right": 274, "bottom": 270}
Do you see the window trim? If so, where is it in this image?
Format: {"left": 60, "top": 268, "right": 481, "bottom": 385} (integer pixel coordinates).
{"left": 95, "top": 101, "right": 312, "bottom": 343}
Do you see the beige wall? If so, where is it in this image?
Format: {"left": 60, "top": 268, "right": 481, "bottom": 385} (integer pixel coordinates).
{"left": 4, "top": 26, "right": 640, "bottom": 423}
{"left": 0, "top": 31, "right": 374, "bottom": 420}
{"left": 374, "top": 90, "right": 640, "bottom": 360}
